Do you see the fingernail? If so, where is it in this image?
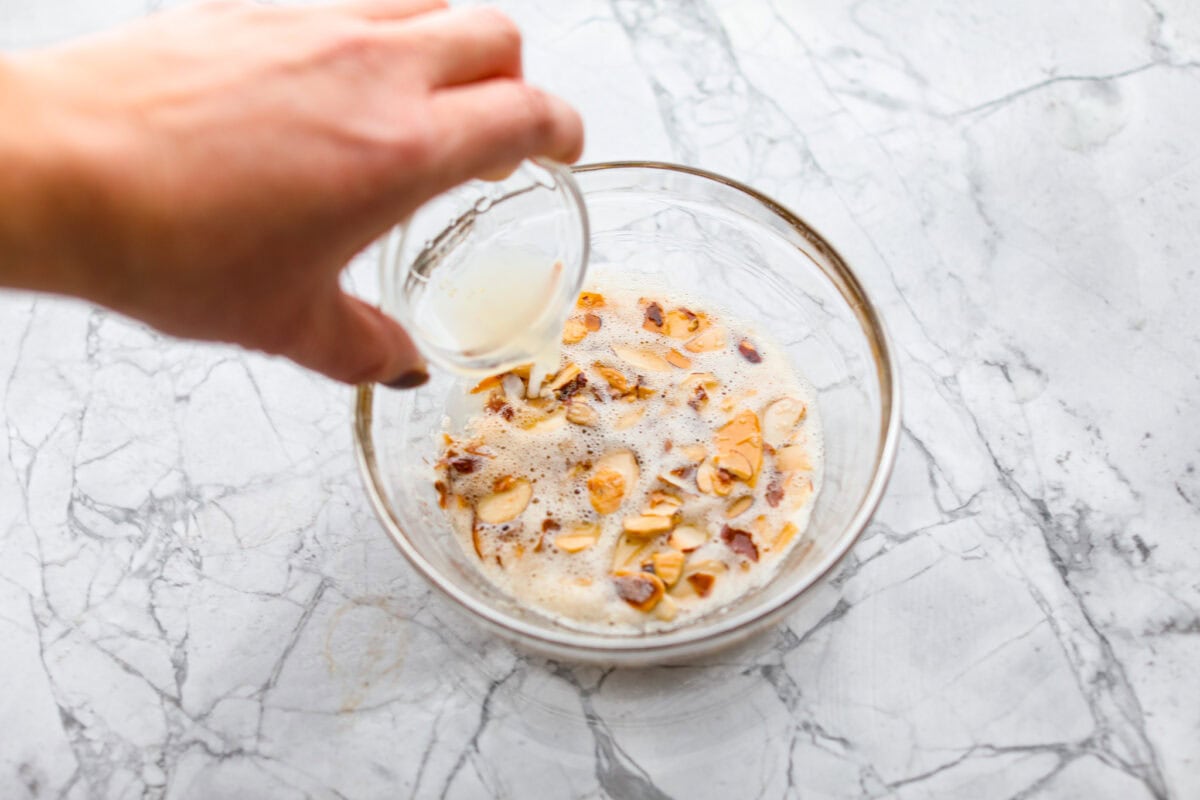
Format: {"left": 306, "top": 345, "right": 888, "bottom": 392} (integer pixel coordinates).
{"left": 383, "top": 368, "right": 430, "bottom": 390}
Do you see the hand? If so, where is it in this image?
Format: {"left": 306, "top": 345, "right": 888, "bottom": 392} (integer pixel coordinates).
{"left": 0, "top": 0, "right": 583, "bottom": 385}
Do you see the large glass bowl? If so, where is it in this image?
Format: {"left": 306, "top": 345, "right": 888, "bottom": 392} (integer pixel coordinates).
{"left": 354, "top": 162, "right": 900, "bottom": 665}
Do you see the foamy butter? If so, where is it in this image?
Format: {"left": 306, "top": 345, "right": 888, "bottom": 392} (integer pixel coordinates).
{"left": 417, "top": 247, "right": 564, "bottom": 388}
{"left": 435, "top": 278, "right": 824, "bottom": 633}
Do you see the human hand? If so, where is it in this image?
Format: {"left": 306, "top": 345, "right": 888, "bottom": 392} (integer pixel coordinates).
{"left": 0, "top": 0, "right": 583, "bottom": 386}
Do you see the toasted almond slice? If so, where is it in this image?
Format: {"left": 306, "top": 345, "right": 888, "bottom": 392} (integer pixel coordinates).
{"left": 665, "top": 349, "right": 692, "bottom": 369}
{"left": 615, "top": 406, "right": 646, "bottom": 430}
{"left": 471, "top": 522, "right": 485, "bottom": 559}
{"left": 776, "top": 444, "right": 812, "bottom": 472}
{"left": 526, "top": 409, "right": 567, "bottom": 433}
{"left": 612, "top": 345, "right": 672, "bottom": 373}
{"left": 772, "top": 522, "right": 799, "bottom": 552}
{"left": 644, "top": 491, "right": 683, "bottom": 517}
{"left": 657, "top": 470, "right": 692, "bottom": 493}
{"left": 684, "top": 326, "right": 727, "bottom": 353}
{"left": 725, "top": 495, "right": 753, "bottom": 518}
{"left": 643, "top": 301, "right": 665, "bottom": 333}
{"left": 588, "top": 450, "right": 639, "bottom": 514}
{"left": 663, "top": 308, "right": 702, "bottom": 339}
{"left": 651, "top": 550, "right": 685, "bottom": 587}
{"left": 679, "top": 444, "right": 708, "bottom": 463}
{"left": 597, "top": 449, "right": 639, "bottom": 487}
{"left": 612, "top": 570, "right": 665, "bottom": 612}
{"left": 654, "top": 594, "right": 678, "bottom": 621}
{"left": 545, "top": 363, "right": 582, "bottom": 394}
{"left": 594, "top": 363, "right": 631, "bottom": 394}
{"left": 715, "top": 410, "right": 763, "bottom": 482}
{"left": 783, "top": 473, "right": 815, "bottom": 509}
{"left": 685, "top": 558, "right": 728, "bottom": 576}
{"left": 668, "top": 524, "right": 707, "bottom": 552}
{"left": 762, "top": 397, "right": 807, "bottom": 448}
{"left": 684, "top": 572, "right": 716, "bottom": 598}
{"left": 587, "top": 470, "right": 626, "bottom": 515}
{"left": 577, "top": 291, "right": 606, "bottom": 309}
{"left": 555, "top": 523, "right": 600, "bottom": 553}
{"left": 475, "top": 478, "right": 532, "bottom": 524}
{"left": 612, "top": 534, "right": 651, "bottom": 570}
{"left": 695, "top": 461, "right": 733, "bottom": 496}
{"left": 562, "top": 318, "right": 588, "bottom": 345}
{"left": 566, "top": 401, "right": 599, "bottom": 427}
{"left": 721, "top": 525, "right": 759, "bottom": 561}
{"left": 714, "top": 451, "right": 755, "bottom": 481}
{"left": 583, "top": 313, "right": 602, "bottom": 332}
{"left": 470, "top": 374, "right": 503, "bottom": 394}
{"left": 737, "top": 340, "right": 763, "bottom": 363}
{"left": 623, "top": 514, "right": 674, "bottom": 537}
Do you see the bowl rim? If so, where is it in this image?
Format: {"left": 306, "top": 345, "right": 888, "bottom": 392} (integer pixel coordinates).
{"left": 354, "top": 160, "right": 902, "bottom": 658}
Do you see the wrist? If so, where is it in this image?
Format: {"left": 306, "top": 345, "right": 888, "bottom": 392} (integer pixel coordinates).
{"left": 0, "top": 56, "right": 97, "bottom": 298}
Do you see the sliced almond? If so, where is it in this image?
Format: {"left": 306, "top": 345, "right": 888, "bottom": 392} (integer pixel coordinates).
{"left": 594, "top": 363, "right": 632, "bottom": 394}
{"left": 657, "top": 469, "right": 693, "bottom": 493}
{"left": 597, "top": 449, "right": 640, "bottom": 488}
{"left": 470, "top": 374, "right": 503, "bottom": 395}
{"left": 562, "top": 318, "right": 589, "bottom": 345}
{"left": 475, "top": 478, "right": 533, "bottom": 524}
{"left": 577, "top": 291, "right": 606, "bottom": 309}
{"left": 684, "top": 326, "right": 727, "bottom": 353}
{"left": 471, "top": 521, "right": 485, "bottom": 559}
{"left": 583, "top": 313, "right": 602, "bottom": 332}
{"left": 737, "top": 340, "right": 763, "bottom": 363}
{"left": 725, "top": 495, "right": 753, "bottom": 518}
{"left": 566, "top": 401, "right": 599, "bottom": 427}
{"left": 545, "top": 363, "right": 582, "bottom": 394}
{"left": 695, "top": 460, "right": 733, "bottom": 497}
{"left": 615, "top": 406, "right": 646, "bottom": 430}
{"left": 623, "top": 514, "right": 674, "bottom": 537}
{"left": 643, "top": 301, "right": 665, "bottom": 333}
{"left": 612, "top": 534, "right": 652, "bottom": 570}
{"left": 783, "top": 473, "right": 815, "bottom": 509}
{"left": 772, "top": 522, "right": 799, "bottom": 552}
{"left": 644, "top": 491, "right": 683, "bottom": 517}
{"left": 663, "top": 308, "right": 703, "bottom": 339}
{"left": 668, "top": 524, "right": 707, "bottom": 552}
{"left": 612, "top": 571, "right": 665, "bottom": 612}
{"left": 588, "top": 450, "right": 639, "bottom": 514}
{"left": 665, "top": 349, "right": 692, "bottom": 369}
{"left": 555, "top": 523, "right": 600, "bottom": 553}
{"left": 683, "top": 572, "right": 716, "bottom": 598}
{"left": 654, "top": 594, "right": 678, "bottom": 621}
{"left": 651, "top": 550, "right": 686, "bottom": 587}
{"left": 679, "top": 444, "right": 708, "bottom": 463}
{"left": 721, "top": 525, "right": 759, "bottom": 561}
{"left": 762, "top": 397, "right": 807, "bottom": 448}
{"left": 714, "top": 410, "right": 763, "bottom": 482}
{"left": 526, "top": 409, "right": 567, "bottom": 434}
{"left": 776, "top": 444, "right": 812, "bottom": 472}
{"left": 587, "top": 470, "right": 626, "bottom": 515}
{"left": 612, "top": 345, "right": 672, "bottom": 373}
{"left": 673, "top": 373, "right": 719, "bottom": 409}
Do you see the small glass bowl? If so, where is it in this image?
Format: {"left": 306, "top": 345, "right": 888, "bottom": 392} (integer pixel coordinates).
{"left": 380, "top": 159, "right": 589, "bottom": 376}
{"left": 355, "top": 162, "right": 901, "bottom": 665}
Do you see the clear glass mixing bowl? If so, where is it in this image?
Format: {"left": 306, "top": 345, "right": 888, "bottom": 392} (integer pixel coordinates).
{"left": 355, "top": 162, "right": 900, "bottom": 665}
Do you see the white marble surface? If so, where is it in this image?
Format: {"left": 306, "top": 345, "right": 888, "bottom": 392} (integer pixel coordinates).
{"left": 3, "top": 0, "right": 1200, "bottom": 797}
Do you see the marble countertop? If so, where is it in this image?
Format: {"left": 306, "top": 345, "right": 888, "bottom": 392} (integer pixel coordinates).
{"left": 3, "top": 1, "right": 1199, "bottom": 798}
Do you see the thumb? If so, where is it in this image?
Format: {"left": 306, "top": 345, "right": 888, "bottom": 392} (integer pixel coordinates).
{"left": 285, "top": 289, "right": 427, "bottom": 387}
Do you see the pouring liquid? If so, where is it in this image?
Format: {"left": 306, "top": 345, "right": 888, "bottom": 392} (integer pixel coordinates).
{"left": 416, "top": 247, "right": 566, "bottom": 393}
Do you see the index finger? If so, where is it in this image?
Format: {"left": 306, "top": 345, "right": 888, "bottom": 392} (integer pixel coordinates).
{"left": 330, "top": 0, "right": 446, "bottom": 21}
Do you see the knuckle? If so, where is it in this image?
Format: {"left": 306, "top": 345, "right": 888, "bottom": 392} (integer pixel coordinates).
{"left": 515, "top": 84, "right": 554, "bottom": 140}
{"left": 476, "top": 6, "right": 522, "bottom": 51}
